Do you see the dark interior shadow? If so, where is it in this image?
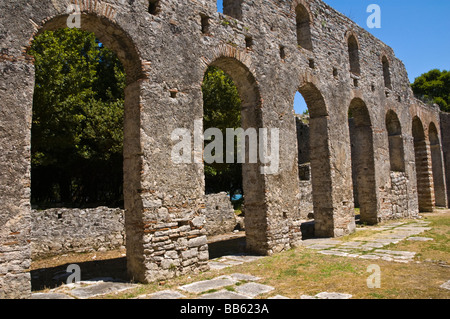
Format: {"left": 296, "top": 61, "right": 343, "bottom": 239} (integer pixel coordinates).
{"left": 31, "top": 257, "right": 128, "bottom": 291}
{"left": 301, "top": 214, "right": 362, "bottom": 240}
{"left": 208, "top": 236, "right": 247, "bottom": 260}
{"left": 32, "top": 233, "right": 258, "bottom": 291}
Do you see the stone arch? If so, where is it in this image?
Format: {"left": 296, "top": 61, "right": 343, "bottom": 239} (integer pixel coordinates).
{"left": 429, "top": 122, "right": 447, "bottom": 207}
{"left": 204, "top": 56, "right": 267, "bottom": 255}
{"left": 386, "top": 110, "right": 405, "bottom": 172}
{"left": 28, "top": 13, "right": 145, "bottom": 281}
{"left": 295, "top": 81, "right": 333, "bottom": 237}
{"left": 29, "top": 13, "right": 144, "bottom": 84}
{"left": 345, "top": 31, "right": 361, "bottom": 75}
{"left": 348, "top": 98, "right": 377, "bottom": 224}
{"left": 412, "top": 116, "right": 434, "bottom": 212}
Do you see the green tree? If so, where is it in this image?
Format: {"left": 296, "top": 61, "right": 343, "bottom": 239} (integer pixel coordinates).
{"left": 29, "top": 28, "right": 125, "bottom": 207}
{"left": 202, "top": 66, "right": 242, "bottom": 198}
{"left": 411, "top": 69, "right": 450, "bottom": 112}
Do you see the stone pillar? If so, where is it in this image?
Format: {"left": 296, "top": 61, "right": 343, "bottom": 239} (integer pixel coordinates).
{"left": 0, "top": 59, "right": 34, "bottom": 299}
{"left": 413, "top": 129, "right": 434, "bottom": 212}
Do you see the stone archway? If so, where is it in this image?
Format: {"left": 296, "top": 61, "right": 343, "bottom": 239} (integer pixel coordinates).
{"left": 205, "top": 56, "right": 267, "bottom": 255}
{"left": 412, "top": 116, "right": 434, "bottom": 212}
{"left": 296, "top": 82, "right": 334, "bottom": 238}
{"left": 429, "top": 122, "right": 447, "bottom": 207}
{"left": 28, "top": 13, "right": 145, "bottom": 288}
{"left": 386, "top": 110, "right": 406, "bottom": 173}
{"left": 348, "top": 98, "right": 377, "bottom": 224}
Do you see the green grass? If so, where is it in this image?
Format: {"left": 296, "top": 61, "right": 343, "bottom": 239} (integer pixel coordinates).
{"left": 40, "top": 211, "right": 450, "bottom": 300}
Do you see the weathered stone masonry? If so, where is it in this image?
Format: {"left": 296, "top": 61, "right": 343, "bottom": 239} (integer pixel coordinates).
{"left": 0, "top": 0, "right": 448, "bottom": 298}
{"left": 31, "top": 207, "right": 126, "bottom": 259}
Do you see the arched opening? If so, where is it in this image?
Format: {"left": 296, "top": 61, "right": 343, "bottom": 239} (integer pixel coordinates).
{"left": 412, "top": 117, "right": 434, "bottom": 212}
{"left": 28, "top": 14, "right": 143, "bottom": 286}
{"left": 295, "top": 83, "right": 333, "bottom": 238}
{"left": 382, "top": 56, "right": 392, "bottom": 89}
{"left": 429, "top": 122, "right": 446, "bottom": 207}
{"left": 30, "top": 28, "right": 125, "bottom": 208}
{"left": 201, "top": 66, "right": 245, "bottom": 257}
{"left": 203, "top": 57, "right": 266, "bottom": 255}
{"left": 294, "top": 93, "right": 314, "bottom": 239}
{"left": 348, "top": 98, "right": 377, "bottom": 224}
{"left": 347, "top": 34, "right": 361, "bottom": 75}
{"left": 386, "top": 110, "right": 405, "bottom": 172}
{"left": 295, "top": 4, "right": 313, "bottom": 51}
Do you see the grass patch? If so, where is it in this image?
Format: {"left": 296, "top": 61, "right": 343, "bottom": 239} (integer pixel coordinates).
{"left": 390, "top": 212, "right": 450, "bottom": 263}
{"left": 34, "top": 211, "right": 450, "bottom": 300}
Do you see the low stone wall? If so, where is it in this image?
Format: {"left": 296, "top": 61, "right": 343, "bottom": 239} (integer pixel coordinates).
{"left": 31, "top": 195, "right": 241, "bottom": 259}
{"left": 31, "top": 207, "right": 125, "bottom": 259}
{"left": 298, "top": 165, "right": 314, "bottom": 220}
{"left": 389, "top": 171, "right": 410, "bottom": 219}
{"left": 204, "top": 192, "right": 239, "bottom": 236}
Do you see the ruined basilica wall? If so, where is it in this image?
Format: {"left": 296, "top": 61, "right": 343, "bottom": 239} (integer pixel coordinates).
{"left": 0, "top": 0, "right": 447, "bottom": 297}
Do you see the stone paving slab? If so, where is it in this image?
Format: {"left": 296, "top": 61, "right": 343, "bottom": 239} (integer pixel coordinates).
{"left": 307, "top": 244, "right": 339, "bottom": 250}
{"left": 312, "top": 221, "right": 429, "bottom": 264}
{"left": 440, "top": 280, "right": 450, "bottom": 290}
{"left": 357, "top": 254, "right": 381, "bottom": 260}
{"left": 223, "top": 255, "right": 264, "bottom": 262}
{"left": 361, "top": 242, "right": 386, "bottom": 249}
{"left": 407, "top": 237, "right": 434, "bottom": 242}
{"left": 301, "top": 292, "right": 352, "bottom": 299}
{"left": 341, "top": 241, "right": 364, "bottom": 247}
{"left": 234, "top": 282, "right": 275, "bottom": 298}
{"left": 138, "top": 290, "right": 186, "bottom": 299}
{"left": 198, "top": 290, "right": 250, "bottom": 299}
{"left": 67, "top": 281, "right": 136, "bottom": 299}
{"left": 373, "top": 249, "right": 416, "bottom": 258}
{"left": 152, "top": 290, "right": 186, "bottom": 299}
{"left": 31, "top": 292, "right": 75, "bottom": 299}
{"left": 178, "top": 275, "right": 237, "bottom": 294}
{"left": 44, "top": 278, "right": 137, "bottom": 299}
{"left": 208, "top": 254, "right": 263, "bottom": 270}
{"left": 315, "top": 292, "right": 353, "bottom": 299}
{"left": 208, "top": 261, "right": 231, "bottom": 270}
{"left": 230, "top": 273, "right": 261, "bottom": 282}
{"left": 219, "top": 259, "right": 245, "bottom": 266}
{"left": 301, "top": 238, "right": 341, "bottom": 246}
{"left": 268, "top": 295, "right": 290, "bottom": 299}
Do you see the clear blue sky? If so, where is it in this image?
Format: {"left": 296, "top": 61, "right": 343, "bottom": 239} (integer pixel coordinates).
{"left": 217, "top": 0, "right": 450, "bottom": 114}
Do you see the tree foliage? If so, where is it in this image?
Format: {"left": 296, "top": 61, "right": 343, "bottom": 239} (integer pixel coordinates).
{"left": 29, "top": 28, "right": 125, "bottom": 207}
{"left": 202, "top": 66, "right": 242, "bottom": 197}
{"left": 411, "top": 69, "right": 450, "bottom": 112}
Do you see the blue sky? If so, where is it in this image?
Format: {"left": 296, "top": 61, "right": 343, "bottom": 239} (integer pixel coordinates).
{"left": 217, "top": 1, "right": 450, "bottom": 114}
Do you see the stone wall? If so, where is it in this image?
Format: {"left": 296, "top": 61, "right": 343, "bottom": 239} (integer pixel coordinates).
{"left": 389, "top": 172, "right": 409, "bottom": 219}
{"left": 204, "top": 193, "right": 238, "bottom": 236}
{"left": 31, "top": 194, "right": 241, "bottom": 260}
{"left": 31, "top": 207, "right": 125, "bottom": 259}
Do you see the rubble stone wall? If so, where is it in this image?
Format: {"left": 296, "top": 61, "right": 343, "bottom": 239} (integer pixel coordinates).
{"left": 31, "top": 207, "right": 126, "bottom": 259}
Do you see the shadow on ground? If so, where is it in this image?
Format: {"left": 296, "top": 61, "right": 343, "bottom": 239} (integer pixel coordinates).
{"left": 208, "top": 236, "right": 247, "bottom": 259}
{"left": 31, "top": 234, "right": 248, "bottom": 291}
{"left": 31, "top": 257, "right": 128, "bottom": 291}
